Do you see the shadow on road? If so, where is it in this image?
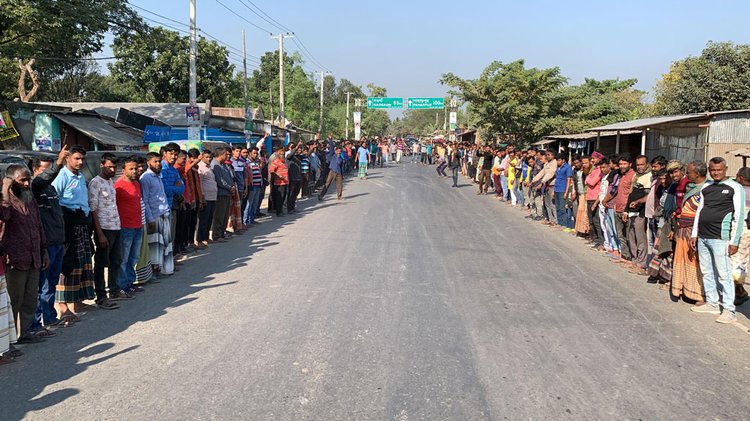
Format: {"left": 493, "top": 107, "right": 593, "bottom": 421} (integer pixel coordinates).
{"left": 0, "top": 174, "right": 356, "bottom": 420}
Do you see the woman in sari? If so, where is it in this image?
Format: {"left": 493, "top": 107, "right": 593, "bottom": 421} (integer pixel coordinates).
{"left": 574, "top": 156, "right": 591, "bottom": 236}
{"left": 671, "top": 161, "right": 705, "bottom": 304}
{"left": 0, "top": 254, "right": 18, "bottom": 364}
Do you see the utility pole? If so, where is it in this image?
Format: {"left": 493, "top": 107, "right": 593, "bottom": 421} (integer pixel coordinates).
{"left": 443, "top": 100, "right": 448, "bottom": 132}
{"left": 242, "top": 29, "right": 248, "bottom": 111}
{"left": 345, "top": 91, "right": 351, "bottom": 140}
{"left": 188, "top": 0, "right": 197, "bottom": 106}
{"left": 318, "top": 70, "right": 331, "bottom": 133}
{"left": 271, "top": 33, "right": 294, "bottom": 121}
{"left": 268, "top": 86, "right": 274, "bottom": 123}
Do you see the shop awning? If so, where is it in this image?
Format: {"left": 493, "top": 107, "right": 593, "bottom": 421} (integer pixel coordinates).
{"left": 532, "top": 138, "right": 556, "bottom": 146}
{"left": 54, "top": 113, "right": 142, "bottom": 147}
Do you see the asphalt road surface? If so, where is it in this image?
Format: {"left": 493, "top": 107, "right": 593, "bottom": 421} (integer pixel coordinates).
{"left": 4, "top": 162, "right": 750, "bottom": 420}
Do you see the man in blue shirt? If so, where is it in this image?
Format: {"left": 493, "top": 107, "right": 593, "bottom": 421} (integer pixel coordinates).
{"left": 51, "top": 145, "right": 95, "bottom": 316}
{"left": 356, "top": 142, "right": 370, "bottom": 179}
{"left": 554, "top": 153, "right": 574, "bottom": 230}
{"left": 160, "top": 143, "right": 184, "bottom": 258}
{"left": 318, "top": 145, "right": 344, "bottom": 201}
{"left": 141, "top": 152, "right": 174, "bottom": 276}
{"left": 160, "top": 143, "right": 184, "bottom": 210}
{"left": 52, "top": 152, "right": 90, "bottom": 215}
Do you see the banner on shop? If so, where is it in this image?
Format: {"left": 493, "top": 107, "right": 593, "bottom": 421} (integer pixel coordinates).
{"left": 0, "top": 111, "right": 20, "bottom": 142}
{"left": 32, "top": 113, "right": 61, "bottom": 151}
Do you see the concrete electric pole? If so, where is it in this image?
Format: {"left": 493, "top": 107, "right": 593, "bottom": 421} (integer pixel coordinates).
{"left": 345, "top": 91, "right": 351, "bottom": 140}
{"left": 189, "top": 0, "right": 197, "bottom": 106}
{"left": 318, "top": 71, "right": 332, "bottom": 133}
{"left": 271, "top": 33, "right": 294, "bottom": 122}
{"left": 242, "top": 29, "right": 248, "bottom": 111}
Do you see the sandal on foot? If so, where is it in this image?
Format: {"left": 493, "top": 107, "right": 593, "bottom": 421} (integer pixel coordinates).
{"left": 60, "top": 311, "right": 79, "bottom": 325}
{"left": 33, "top": 328, "right": 57, "bottom": 338}
{"left": 16, "top": 334, "right": 45, "bottom": 344}
{"left": 47, "top": 318, "right": 65, "bottom": 328}
{"left": 7, "top": 349, "right": 23, "bottom": 358}
{"left": 96, "top": 299, "right": 120, "bottom": 310}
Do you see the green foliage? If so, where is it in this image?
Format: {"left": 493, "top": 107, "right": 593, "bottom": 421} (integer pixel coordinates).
{"left": 0, "top": 0, "right": 142, "bottom": 100}
{"left": 654, "top": 41, "right": 750, "bottom": 114}
{"left": 441, "top": 60, "right": 647, "bottom": 145}
{"left": 537, "top": 78, "right": 646, "bottom": 134}
{"left": 228, "top": 55, "right": 389, "bottom": 137}
{"left": 109, "top": 27, "right": 235, "bottom": 105}
{"left": 391, "top": 109, "right": 443, "bottom": 136}
{"left": 441, "top": 60, "right": 567, "bottom": 144}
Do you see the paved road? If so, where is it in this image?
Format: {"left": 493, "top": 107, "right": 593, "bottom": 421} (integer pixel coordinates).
{"left": 3, "top": 162, "right": 750, "bottom": 420}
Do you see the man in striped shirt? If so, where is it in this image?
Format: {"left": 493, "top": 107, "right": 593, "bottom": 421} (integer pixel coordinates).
{"left": 243, "top": 147, "right": 263, "bottom": 225}
{"left": 300, "top": 145, "right": 311, "bottom": 198}
{"left": 690, "top": 157, "right": 745, "bottom": 323}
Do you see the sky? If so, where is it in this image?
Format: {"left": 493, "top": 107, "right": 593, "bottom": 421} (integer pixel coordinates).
{"left": 120, "top": 0, "right": 750, "bottom": 115}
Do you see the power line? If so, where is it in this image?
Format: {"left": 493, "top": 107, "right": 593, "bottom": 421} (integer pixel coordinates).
{"left": 235, "top": 0, "right": 285, "bottom": 32}
{"left": 232, "top": 0, "right": 332, "bottom": 73}
{"left": 141, "top": 16, "right": 191, "bottom": 35}
{"left": 129, "top": 3, "right": 190, "bottom": 29}
{"left": 134, "top": 11, "right": 261, "bottom": 68}
{"left": 292, "top": 37, "right": 331, "bottom": 73}
{"left": 241, "top": 0, "right": 293, "bottom": 33}
{"left": 132, "top": 4, "right": 261, "bottom": 64}
{"left": 214, "top": 0, "right": 274, "bottom": 34}
{"left": 32, "top": 56, "right": 118, "bottom": 61}
{"left": 295, "top": 36, "right": 332, "bottom": 72}
{"left": 199, "top": 29, "right": 261, "bottom": 63}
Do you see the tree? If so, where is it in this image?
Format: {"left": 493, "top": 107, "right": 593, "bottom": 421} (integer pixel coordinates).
{"left": 536, "top": 78, "right": 646, "bottom": 135}
{"left": 392, "top": 109, "right": 442, "bottom": 136}
{"left": 109, "top": 27, "right": 235, "bottom": 105}
{"left": 360, "top": 84, "right": 390, "bottom": 137}
{"left": 654, "top": 41, "right": 750, "bottom": 114}
{"left": 0, "top": 0, "right": 142, "bottom": 101}
{"left": 334, "top": 78, "right": 364, "bottom": 104}
{"left": 232, "top": 50, "right": 319, "bottom": 129}
{"left": 441, "top": 60, "right": 566, "bottom": 145}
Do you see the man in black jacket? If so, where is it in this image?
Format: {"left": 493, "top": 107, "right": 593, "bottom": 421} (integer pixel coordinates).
{"left": 28, "top": 146, "right": 70, "bottom": 334}
{"left": 477, "top": 145, "right": 495, "bottom": 195}
{"left": 211, "top": 147, "right": 235, "bottom": 241}
{"left": 286, "top": 151, "right": 302, "bottom": 213}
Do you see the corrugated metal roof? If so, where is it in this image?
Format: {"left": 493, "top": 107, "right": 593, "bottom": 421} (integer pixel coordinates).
{"left": 587, "top": 109, "right": 750, "bottom": 132}
{"left": 544, "top": 130, "right": 641, "bottom": 140}
{"left": 38, "top": 102, "right": 210, "bottom": 127}
{"left": 456, "top": 130, "right": 477, "bottom": 137}
{"left": 532, "top": 138, "right": 557, "bottom": 146}
{"left": 586, "top": 114, "right": 708, "bottom": 131}
{"left": 53, "top": 113, "right": 143, "bottom": 147}
{"left": 708, "top": 111, "right": 750, "bottom": 144}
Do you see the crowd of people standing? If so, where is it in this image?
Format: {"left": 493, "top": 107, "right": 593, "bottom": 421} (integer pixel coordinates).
{"left": 0, "top": 134, "right": 362, "bottom": 365}
{"left": 429, "top": 141, "right": 749, "bottom": 325}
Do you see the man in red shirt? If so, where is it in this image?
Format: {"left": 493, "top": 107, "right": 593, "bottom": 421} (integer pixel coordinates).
{"left": 114, "top": 156, "right": 143, "bottom": 294}
{"left": 268, "top": 146, "right": 289, "bottom": 217}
